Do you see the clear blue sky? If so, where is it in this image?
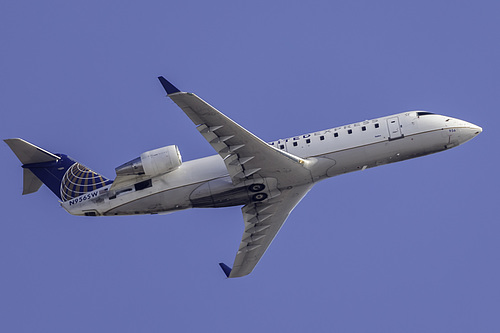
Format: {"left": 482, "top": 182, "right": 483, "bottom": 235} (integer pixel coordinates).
{"left": 1, "top": 1, "right": 498, "bottom": 332}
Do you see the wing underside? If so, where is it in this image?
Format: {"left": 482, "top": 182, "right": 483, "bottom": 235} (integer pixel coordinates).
{"left": 227, "top": 183, "right": 313, "bottom": 277}
{"left": 160, "top": 82, "right": 313, "bottom": 187}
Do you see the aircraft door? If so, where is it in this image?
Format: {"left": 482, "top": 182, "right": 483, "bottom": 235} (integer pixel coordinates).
{"left": 387, "top": 116, "right": 403, "bottom": 140}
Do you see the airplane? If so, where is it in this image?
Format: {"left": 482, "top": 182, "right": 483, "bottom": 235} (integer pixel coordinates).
{"left": 4, "top": 76, "right": 482, "bottom": 278}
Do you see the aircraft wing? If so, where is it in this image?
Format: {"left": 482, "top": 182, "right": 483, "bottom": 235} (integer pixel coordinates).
{"left": 158, "top": 77, "right": 313, "bottom": 186}
{"left": 223, "top": 183, "right": 313, "bottom": 278}
{"left": 158, "top": 77, "right": 315, "bottom": 278}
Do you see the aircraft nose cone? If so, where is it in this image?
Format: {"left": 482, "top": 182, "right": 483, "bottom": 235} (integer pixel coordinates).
{"left": 457, "top": 122, "right": 482, "bottom": 145}
{"left": 466, "top": 123, "right": 482, "bottom": 137}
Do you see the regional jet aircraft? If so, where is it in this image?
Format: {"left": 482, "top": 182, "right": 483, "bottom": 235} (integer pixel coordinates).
{"left": 5, "top": 77, "right": 482, "bottom": 278}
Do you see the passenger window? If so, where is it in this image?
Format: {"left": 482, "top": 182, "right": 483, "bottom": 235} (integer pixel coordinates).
{"left": 306, "top": 139, "right": 311, "bottom": 144}
{"left": 347, "top": 129, "right": 352, "bottom": 134}
{"left": 334, "top": 132, "right": 339, "bottom": 138}
{"left": 293, "top": 142, "right": 298, "bottom": 147}
{"left": 320, "top": 136, "right": 325, "bottom": 140}
{"left": 280, "top": 145, "right": 284, "bottom": 149}
{"left": 362, "top": 126, "right": 366, "bottom": 131}
{"left": 375, "top": 123, "right": 380, "bottom": 128}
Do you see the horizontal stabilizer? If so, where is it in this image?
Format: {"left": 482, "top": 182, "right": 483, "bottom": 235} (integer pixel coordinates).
{"left": 5, "top": 138, "right": 112, "bottom": 200}
{"left": 4, "top": 138, "right": 60, "bottom": 165}
{"left": 22, "top": 168, "right": 43, "bottom": 195}
{"left": 5, "top": 138, "right": 61, "bottom": 196}
{"left": 219, "top": 263, "right": 232, "bottom": 278}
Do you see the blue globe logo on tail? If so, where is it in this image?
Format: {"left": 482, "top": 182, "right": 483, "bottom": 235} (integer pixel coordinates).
{"left": 60, "top": 163, "right": 112, "bottom": 201}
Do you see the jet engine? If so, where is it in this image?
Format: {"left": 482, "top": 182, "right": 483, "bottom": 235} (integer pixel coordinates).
{"left": 115, "top": 145, "right": 182, "bottom": 177}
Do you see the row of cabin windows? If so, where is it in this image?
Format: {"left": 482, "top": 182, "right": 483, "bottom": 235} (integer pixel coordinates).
{"left": 276, "top": 122, "right": 381, "bottom": 149}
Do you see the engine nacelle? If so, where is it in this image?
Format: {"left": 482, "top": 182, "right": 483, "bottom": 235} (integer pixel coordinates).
{"left": 115, "top": 145, "right": 182, "bottom": 177}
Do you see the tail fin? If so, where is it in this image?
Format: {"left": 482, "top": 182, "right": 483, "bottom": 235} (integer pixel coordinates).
{"left": 5, "top": 138, "right": 113, "bottom": 201}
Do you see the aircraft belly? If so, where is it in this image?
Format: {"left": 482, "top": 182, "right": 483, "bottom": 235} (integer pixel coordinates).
{"left": 191, "top": 185, "right": 249, "bottom": 208}
{"left": 324, "top": 131, "right": 449, "bottom": 177}
{"left": 190, "top": 177, "right": 252, "bottom": 208}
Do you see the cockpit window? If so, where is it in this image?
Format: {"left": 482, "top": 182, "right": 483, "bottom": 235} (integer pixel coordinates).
{"left": 417, "top": 112, "right": 435, "bottom": 117}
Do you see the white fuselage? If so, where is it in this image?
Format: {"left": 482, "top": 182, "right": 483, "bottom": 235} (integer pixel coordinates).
{"left": 62, "top": 111, "right": 481, "bottom": 217}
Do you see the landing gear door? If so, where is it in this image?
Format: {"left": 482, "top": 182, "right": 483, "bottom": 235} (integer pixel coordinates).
{"left": 387, "top": 116, "right": 403, "bottom": 140}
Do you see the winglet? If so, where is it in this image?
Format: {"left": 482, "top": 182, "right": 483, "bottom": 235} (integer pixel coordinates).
{"left": 158, "top": 76, "right": 180, "bottom": 95}
{"left": 219, "top": 263, "right": 232, "bottom": 278}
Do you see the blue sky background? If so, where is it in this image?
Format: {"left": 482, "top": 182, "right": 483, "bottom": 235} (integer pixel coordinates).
{"left": 1, "top": 1, "right": 498, "bottom": 332}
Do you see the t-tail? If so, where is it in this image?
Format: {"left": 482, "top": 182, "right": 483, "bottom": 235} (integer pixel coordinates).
{"left": 4, "top": 138, "right": 113, "bottom": 201}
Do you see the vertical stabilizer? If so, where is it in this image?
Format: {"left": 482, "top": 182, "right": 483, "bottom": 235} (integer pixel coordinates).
{"left": 4, "top": 138, "right": 112, "bottom": 200}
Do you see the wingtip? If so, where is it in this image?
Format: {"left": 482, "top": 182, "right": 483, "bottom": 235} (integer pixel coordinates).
{"left": 219, "top": 263, "right": 232, "bottom": 278}
{"left": 158, "top": 76, "right": 181, "bottom": 95}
